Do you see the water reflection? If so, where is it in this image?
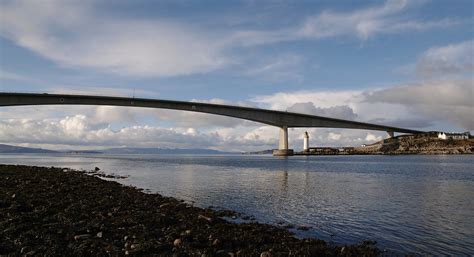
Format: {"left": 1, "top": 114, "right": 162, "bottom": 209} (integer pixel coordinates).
{"left": 277, "top": 170, "right": 288, "bottom": 194}
{"left": 0, "top": 154, "right": 473, "bottom": 255}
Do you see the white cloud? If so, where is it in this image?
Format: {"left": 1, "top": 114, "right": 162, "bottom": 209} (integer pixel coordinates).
{"left": 365, "top": 80, "right": 474, "bottom": 130}
{"left": 416, "top": 40, "right": 474, "bottom": 78}
{"left": 328, "top": 132, "right": 342, "bottom": 141}
{"left": 0, "top": 113, "right": 393, "bottom": 151}
{"left": 244, "top": 53, "right": 304, "bottom": 82}
{"left": 365, "top": 80, "right": 472, "bottom": 107}
{"left": 59, "top": 115, "right": 88, "bottom": 137}
{"left": 290, "top": 127, "right": 387, "bottom": 148}
{"left": 253, "top": 89, "right": 363, "bottom": 110}
{"left": 0, "top": 115, "right": 279, "bottom": 151}
{"left": 298, "top": 0, "right": 410, "bottom": 40}
{"left": 298, "top": 1, "right": 459, "bottom": 40}
{"left": 0, "top": 0, "right": 228, "bottom": 77}
{"left": 253, "top": 77, "right": 473, "bottom": 132}
{"left": 251, "top": 88, "right": 423, "bottom": 130}
{"left": 365, "top": 133, "right": 382, "bottom": 142}
{"left": 287, "top": 102, "right": 357, "bottom": 120}
{"left": 92, "top": 106, "right": 137, "bottom": 125}
{"left": 231, "top": 0, "right": 458, "bottom": 45}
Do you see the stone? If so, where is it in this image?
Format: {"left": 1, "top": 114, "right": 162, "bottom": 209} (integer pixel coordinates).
{"left": 74, "top": 234, "right": 91, "bottom": 241}
{"left": 341, "top": 246, "right": 347, "bottom": 253}
{"left": 198, "top": 214, "right": 213, "bottom": 222}
{"left": 25, "top": 251, "right": 35, "bottom": 256}
{"left": 20, "top": 246, "right": 29, "bottom": 254}
{"left": 159, "top": 203, "right": 170, "bottom": 208}
{"left": 173, "top": 238, "right": 182, "bottom": 247}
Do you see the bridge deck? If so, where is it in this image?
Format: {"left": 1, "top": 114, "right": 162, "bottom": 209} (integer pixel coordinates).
{"left": 0, "top": 92, "right": 423, "bottom": 134}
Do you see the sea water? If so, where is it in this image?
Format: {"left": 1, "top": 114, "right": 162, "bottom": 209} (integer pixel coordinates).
{"left": 1, "top": 154, "right": 473, "bottom": 255}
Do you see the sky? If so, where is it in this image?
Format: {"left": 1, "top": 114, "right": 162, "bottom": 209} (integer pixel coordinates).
{"left": 0, "top": 0, "right": 473, "bottom": 151}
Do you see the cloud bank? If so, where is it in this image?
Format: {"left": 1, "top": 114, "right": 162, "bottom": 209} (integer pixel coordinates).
{"left": 1, "top": 77, "right": 471, "bottom": 151}
{"left": 365, "top": 80, "right": 473, "bottom": 130}
{"left": 0, "top": 0, "right": 228, "bottom": 77}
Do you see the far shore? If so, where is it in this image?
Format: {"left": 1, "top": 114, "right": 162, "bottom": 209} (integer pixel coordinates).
{"left": 245, "top": 135, "right": 474, "bottom": 156}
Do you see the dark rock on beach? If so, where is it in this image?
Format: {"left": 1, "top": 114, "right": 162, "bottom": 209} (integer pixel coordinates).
{"left": 0, "top": 164, "right": 379, "bottom": 256}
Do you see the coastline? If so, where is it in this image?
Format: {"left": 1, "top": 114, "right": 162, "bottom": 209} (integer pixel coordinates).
{"left": 0, "top": 164, "right": 379, "bottom": 256}
{"left": 248, "top": 136, "right": 474, "bottom": 156}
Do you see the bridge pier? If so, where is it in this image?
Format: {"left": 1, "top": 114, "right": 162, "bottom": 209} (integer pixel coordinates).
{"left": 273, "top": 126, "right": 294, "bottom": 156}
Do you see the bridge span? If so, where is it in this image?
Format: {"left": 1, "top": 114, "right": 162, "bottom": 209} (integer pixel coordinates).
{"left": 0, "top": 92, "right": 423, "bottom": 156}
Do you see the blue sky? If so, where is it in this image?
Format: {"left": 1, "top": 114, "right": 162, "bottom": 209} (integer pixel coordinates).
{"left": 0, "top": 0, "right": 473, "bottom": 151}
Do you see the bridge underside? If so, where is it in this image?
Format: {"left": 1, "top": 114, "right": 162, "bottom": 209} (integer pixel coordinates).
{"left": 0, "top": 93, "right": 424, "bottom": 156}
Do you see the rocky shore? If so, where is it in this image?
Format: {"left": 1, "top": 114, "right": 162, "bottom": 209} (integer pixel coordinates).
{"left": 296, "top": 136, "right": 473, "bottom": 156}
{"left": 354, "top": 136, "right": 473, "bottom": 155}
{"left": 0, "top": 164, "right": 379, "bottom": 256}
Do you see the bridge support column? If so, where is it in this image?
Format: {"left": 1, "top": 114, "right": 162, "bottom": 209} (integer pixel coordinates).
{"left": 273, "top": 126, "right": 294, "bottom": 156}
{"left": 386, "top": 131, "right": 394, "bottom": 138}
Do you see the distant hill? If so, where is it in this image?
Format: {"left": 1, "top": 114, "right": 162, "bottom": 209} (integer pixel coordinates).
{"left": 0, "top": 143, "right": 234, "bottom": 155}
{"left": 0, "top": 144, "right": 58, "bottom": 153}
{"left": 101, "top": 147, "right": 234, "bottom": 155}
{"left": 64, "top": 150, "right": 103, "bottom": 154}
{"left": 242, "top": 149, "right": 274, "bottom": 155}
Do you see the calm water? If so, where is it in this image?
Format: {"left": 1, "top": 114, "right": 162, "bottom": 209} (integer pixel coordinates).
{"left": 1, "top": 154, "right": 473, "bottom": 255}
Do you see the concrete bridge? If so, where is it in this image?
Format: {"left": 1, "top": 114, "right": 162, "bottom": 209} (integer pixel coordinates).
{"left": 0, "top": 92, "right": 423, "bottom": 155}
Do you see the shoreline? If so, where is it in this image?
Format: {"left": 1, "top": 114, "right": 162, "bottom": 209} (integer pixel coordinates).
{"left": 293, "top": 151, "right": 474, "bottom": 156}
{"left": 0, "top": 164, "right": 379, "bottom": 256}
{"left": 245, "top": 136, "right": 473, "bottom": 156}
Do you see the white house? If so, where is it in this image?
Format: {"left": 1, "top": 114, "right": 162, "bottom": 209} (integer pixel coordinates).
{"left": 438, "top": 132, "right": 470, "bottom": 140}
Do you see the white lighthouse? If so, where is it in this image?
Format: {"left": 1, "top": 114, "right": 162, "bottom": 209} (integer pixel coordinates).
{"left": 303, "top": 131, "right": 309, "bottom": 152}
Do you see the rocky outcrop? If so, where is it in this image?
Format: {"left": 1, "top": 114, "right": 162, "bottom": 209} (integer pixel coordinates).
{"left": 296, "top": 134, "right": 473, "bottom": 155}
{"left": 355, "top": 136, "right": 473, "bottom": 155}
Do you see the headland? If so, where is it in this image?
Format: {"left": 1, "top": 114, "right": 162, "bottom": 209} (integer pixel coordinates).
{"left": 297, "top": 133, "right": 473, "bottom": 155}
